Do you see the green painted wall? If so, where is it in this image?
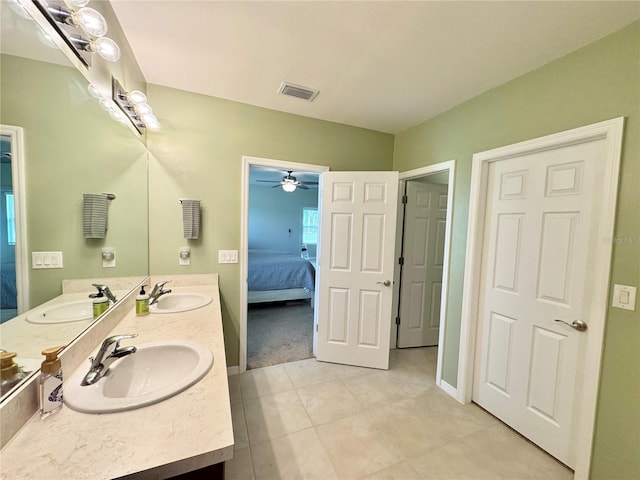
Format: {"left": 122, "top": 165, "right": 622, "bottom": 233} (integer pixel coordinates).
{"left": 146, "top": 84, "right": 394, "bottom": 366}
{"left": 393, "top": 22, "right": 639, "bottom": 479}
{"left": 0, "top": 55, "right": 149, "bottom": 307}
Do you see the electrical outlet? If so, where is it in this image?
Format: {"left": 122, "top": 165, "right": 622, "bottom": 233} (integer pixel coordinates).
{"left": 179, "top": 247, "right": 191, "bottom": 266}
{"left": 101, "top": 247, "right": 116, "bottom": 268}
{"left": 218, "top": 250, "right": 238, "bottom": 264}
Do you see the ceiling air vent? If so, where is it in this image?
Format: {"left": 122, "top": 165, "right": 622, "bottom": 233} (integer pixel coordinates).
{"left": 278, "top": 82, "right": 319, "bottom": 102}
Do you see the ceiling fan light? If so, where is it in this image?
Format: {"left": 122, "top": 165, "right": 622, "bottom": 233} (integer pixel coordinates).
{"left": 282, "top": 182, "right": 297, "bottom": 193}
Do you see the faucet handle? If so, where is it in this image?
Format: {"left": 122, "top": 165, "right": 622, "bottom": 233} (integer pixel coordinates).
{"left": 155, "top": 280, "right": 172, "bottom": 288}
{"left": 92, "top": 283, "right": 107, "bottom": 291}
{"left": 103, "top": 334, "right": 138, "bottom": 350}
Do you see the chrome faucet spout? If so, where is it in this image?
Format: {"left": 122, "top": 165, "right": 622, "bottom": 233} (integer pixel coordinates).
{"left": 81, "top": 334, "right": 137, "bottom": 386}
{"left": 149, "top": 280, "right": 172, "bottom": 305}
{"left": 91, "top": 283, "right": 117, "bottom": 304}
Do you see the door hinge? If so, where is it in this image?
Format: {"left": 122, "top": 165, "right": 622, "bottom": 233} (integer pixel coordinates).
{"left": 395, "top": 317, "right": 401, "bottom": 325}
{"left": 398, "top": 257, "right": 404, "bottom": 265}
{"left": 402, "top": 195, "right": 408, "bottom": 204}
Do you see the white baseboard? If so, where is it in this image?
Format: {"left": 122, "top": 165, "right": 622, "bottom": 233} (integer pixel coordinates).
{"left": 438, "top": 378, "right": 461, "bottom": 403}
{"left": 227, "top": 366, "right": 240, "bottom": 376}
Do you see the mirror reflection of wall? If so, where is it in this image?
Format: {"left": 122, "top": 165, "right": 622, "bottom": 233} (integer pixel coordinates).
{"left": 1, "top": 54, "right": 149, "bottom": 307}
{"left": 0, "top": 2, "right": 150, "bottom": 400}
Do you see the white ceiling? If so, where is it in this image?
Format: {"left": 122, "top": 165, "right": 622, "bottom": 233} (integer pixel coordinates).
{"left": 110, "top": 1, "right": 639, "bottom": 134}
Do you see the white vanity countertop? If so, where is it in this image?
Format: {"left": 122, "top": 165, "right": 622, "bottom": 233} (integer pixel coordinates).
{"left": 0, "top": 282, "right": 234, "bottom": 479}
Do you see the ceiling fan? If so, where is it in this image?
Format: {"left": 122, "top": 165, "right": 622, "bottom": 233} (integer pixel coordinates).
{"left": 256, "top": 170, "right": 318, "bottom": 192}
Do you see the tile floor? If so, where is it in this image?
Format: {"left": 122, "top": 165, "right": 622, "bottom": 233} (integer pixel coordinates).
{"left": 225, "top": 347, "right": 572, "bottom": 480}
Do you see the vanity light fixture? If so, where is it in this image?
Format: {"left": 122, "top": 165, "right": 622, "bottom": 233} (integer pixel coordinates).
{"left": 32, "top": 0, "right": 120, "bottom": 66}
{"left": 112, "top": 78, "right": 161, "bottom": 133}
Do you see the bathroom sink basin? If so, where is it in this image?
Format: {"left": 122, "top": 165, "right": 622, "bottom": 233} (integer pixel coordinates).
{"left": 64, "top": 340, "right": 213, "bottom": 413}
{"left": 26, "top": 300, "right": 93, "bottom": 324}
{"left": 149, "top": 293, "right": 212, "bottom": 314}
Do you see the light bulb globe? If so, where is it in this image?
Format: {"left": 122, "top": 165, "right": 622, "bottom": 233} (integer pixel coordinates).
{"left": 133, "top": 103, "right": 153, "bottom": 116}
{"left": 127, "top": 90, "right": 147, "bottom": 105}
{"left": 93, "top": 36, "right": 120, "bottom": 62}
{"left": 74, "top": 7, "right": 107, "bottom": 37}
{"left": 282, "top": 183, "right": 297, "bottom": 193}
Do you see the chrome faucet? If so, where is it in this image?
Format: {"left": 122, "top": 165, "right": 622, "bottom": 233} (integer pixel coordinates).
{"left": 81, "top": 334, "right": 137, "bottom": 386}
{"left": 149, "top": 280, "right": 172, "bottom": 305}
{"left": 91, "top": 283, "right": 117, "bottom": 304}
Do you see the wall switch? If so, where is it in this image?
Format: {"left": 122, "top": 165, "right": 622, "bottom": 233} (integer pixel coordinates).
{"left": 218, "top": 250, "right": 238, "bottom": 264}
{"left": 32, "top": 251, "right": 63, "bottom": 269}
{"left": 101, "top": 247, "right": 116, "bottom": 268}
{"left": 612, "top": 284, "right": 637, "bottom": 311}
{"left": 179, "top": 247, "right": 191, "bottom": 266}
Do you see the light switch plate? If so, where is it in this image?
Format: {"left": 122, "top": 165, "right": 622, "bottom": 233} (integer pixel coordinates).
{"left": 218, "top": 249, "right": 238, "bottom": 264}
{"left": 32, "top": 251, "right": 63, "bottom": 269}
{"left": 612, "top": 284, "right": 637, "bottom": 311}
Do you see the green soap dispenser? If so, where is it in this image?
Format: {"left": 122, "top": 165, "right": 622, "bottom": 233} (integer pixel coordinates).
{"left": 136, "top": 285, "right": 149, "bottom": 316}
{"left": 92, "top": 291, "right": 109, "bottom": 319}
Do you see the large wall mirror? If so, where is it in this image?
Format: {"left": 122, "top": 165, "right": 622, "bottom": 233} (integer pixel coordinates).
{"left": 0, "top": 1, "right": 149, "bottom": 399}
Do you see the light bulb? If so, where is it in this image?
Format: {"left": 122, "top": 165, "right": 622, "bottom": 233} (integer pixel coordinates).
{"left": 133, "top": 103, "right": 153, "bottom": 116}
{"left": 74, "top": 7, "right": 107, "bottom": 37}
{"left": 127, "top": 90, "right": 147, "bottom": 105}
{"left": 87, "top": 83, "right": 101, "bottom": 99}
{"left": 65, "top": 0, "right": 90, "bottom": 7}
{"left": 98, "top": 97, "right": 114, "bottom": 112}
{"left": 282, "top": 182, "right": 297, "bottom": 193}
{"left": 141, "top": 113, "right": 158, "bottom": 125}
{"left": 145, "top": 119, "right": 161, "bottom": 132}
{"left": 93, "top": 36, "right": 120, "bottom": 62}
{"left": 109, "top": 109, "right": 126, "bottom": 122}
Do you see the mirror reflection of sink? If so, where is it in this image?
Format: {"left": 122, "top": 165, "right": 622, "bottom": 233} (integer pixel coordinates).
{"left": 65, "top": 340, "right": 213, "bottom": 413}
{"left": 25, "top": 300, "right": 93, "bottom": 324}
{"left": 150, "top": 293, "right": 213, "bottom": 314}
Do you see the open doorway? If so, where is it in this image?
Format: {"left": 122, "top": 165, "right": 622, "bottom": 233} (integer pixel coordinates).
{"left": 393, "top": 161, "right": 455, "bottom": 390}
{"left": 0, "top": 125, "right": 28, "bottom": 323}
{"left": 239, "top": 156, "right": 329, "bottom": 373}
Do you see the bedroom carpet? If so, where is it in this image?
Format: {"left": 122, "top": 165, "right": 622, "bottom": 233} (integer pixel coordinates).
{"left": 247, "top": 300, "right": 314, "bottom": 369}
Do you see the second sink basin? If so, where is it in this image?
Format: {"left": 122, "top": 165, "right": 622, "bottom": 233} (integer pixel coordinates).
{"left": 150, "top": 293, "right": 212, "bottom": 314}
{"left": 65, "top": 340, "right": 214, "bottom": 413}
{"left": 26, "top": 300, "right": 93, "bottom": 324}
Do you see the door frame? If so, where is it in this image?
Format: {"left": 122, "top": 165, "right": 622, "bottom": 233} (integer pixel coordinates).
{"left": 0, "top": 125, "right": 29, "bottom": 314}
{"left": 394, "top": 160, "right": 456, "bottom": 390}
{"left": 239, "top": 155, "right": 329, "bottom": 374}
{"left": 458, "top": 118, "right": 624, "bottom": 478}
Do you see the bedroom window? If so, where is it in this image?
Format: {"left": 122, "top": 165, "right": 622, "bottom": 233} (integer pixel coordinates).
{"left": 302, "top": 207, "right": 318, "bottom": 245}
{"left": 5, "top": 192, "right": 15, "bottom": 245}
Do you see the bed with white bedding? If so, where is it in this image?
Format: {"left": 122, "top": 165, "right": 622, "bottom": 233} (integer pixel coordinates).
{"left": 247, "top": 250, "right": 315, "bottom": 303}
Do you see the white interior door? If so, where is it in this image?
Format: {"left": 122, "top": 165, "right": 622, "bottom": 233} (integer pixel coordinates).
{"left": 472, "top": 139, "right": 606, "bottom": 468}
{"left": 397, "top": 181, "right": 448, "bottom": 348}
{"left": 316, "top": 171, "right": 398, "bottom": 369}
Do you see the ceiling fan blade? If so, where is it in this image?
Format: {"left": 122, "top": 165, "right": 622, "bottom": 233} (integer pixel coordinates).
{"left": 300, "top": 182, "right": 319, "bottom": 185}
{"left": 297, "top": 184, "right": 310, "bottom": 190}
{"left": 271, "top": 184, "right": 281, "bottom": 188}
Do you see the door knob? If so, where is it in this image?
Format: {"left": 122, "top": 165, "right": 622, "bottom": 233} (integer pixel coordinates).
{"left": 554, "top": 319, "right": 588, "bottom": 332}
{"left": 377, "top": 280, "right": 391, "bottom": 287}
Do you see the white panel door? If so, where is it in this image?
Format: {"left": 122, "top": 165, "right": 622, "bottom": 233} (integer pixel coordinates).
{"left": 316, "top": 171, "right": 399, "bottom": 369}
{"left": 473, "top": 139, "right": 606, "bottom": 468}
{"left": 397, "top": 181, "right": 448, "bottom": 348}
